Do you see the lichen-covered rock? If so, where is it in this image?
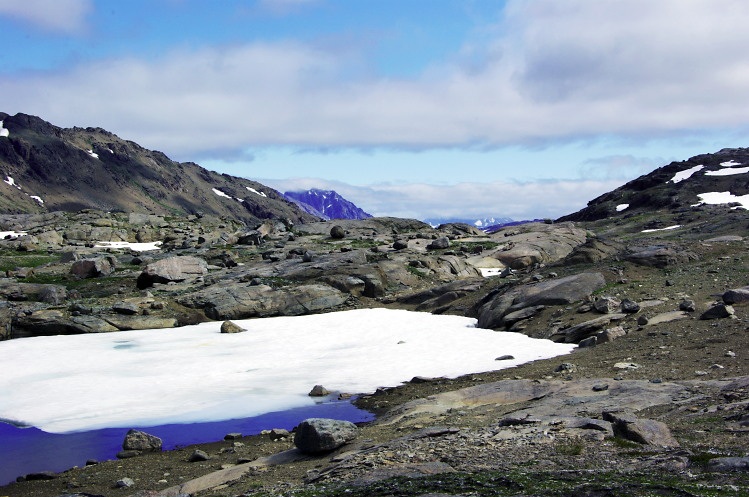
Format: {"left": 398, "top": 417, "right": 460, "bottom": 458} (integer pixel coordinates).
{"left": 294, "top": 418, "right": 358, "bottom": 454}
{"left": 122, "top": 429, "right": 162, "bottom": 452}
{"left": 136, "top": 256, "right": 208, "bottom": 289}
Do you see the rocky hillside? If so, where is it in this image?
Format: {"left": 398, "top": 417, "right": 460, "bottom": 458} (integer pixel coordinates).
{"left": 0, "top": 112, "right": 318, "bottom": 226}
{"left": 559, "top": 147, "right": 749, "bottom": 222}
{"left": 284, "top": 189, "right": 372, "bottom": 220}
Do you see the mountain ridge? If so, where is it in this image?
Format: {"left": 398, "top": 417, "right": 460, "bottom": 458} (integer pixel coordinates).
{"left": 283, "top": 188, "right": 372, "bottom": 220}
{"left": 0, "top": 112, "right": 319, "bottom": 227}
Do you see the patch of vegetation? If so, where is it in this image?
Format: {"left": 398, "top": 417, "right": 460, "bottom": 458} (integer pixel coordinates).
{"left": 555, "top": 441, "right": 584, "bottom": 456}
{"left": 458, "top": 241, "right": 499, "bottom": 252}
{"left": 261, "top": 469, "right": 749, "bottom": 497}
{"left": 0, "top": 251, "right": 58, "bottom": 272}
{"left": 609, "top": 436, "right": 642, "bottom": 449}
{"left": 406, "top": 265, "right": 428, "bottom": 279}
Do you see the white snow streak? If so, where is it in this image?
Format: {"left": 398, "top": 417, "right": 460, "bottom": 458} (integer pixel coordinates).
{"left": 86, "top": 149, "right": 99, "bottom": 160}
{"left": 212, "top": 188, "right": 233, "bottom": 199}
{"left": 669, "top": 165, "right": 703, "bottom": 184}
{"left": 720, "top": 160, "right": 742, "bottom": 167}
{"left": 0, "top": 121, "right": 8, "bottom": 138}
{"left": 705, "top": 167, "right": 749, "bottom": 176}
{"left": 246, "top": 186, "right": 267, "bottom": 197}
{"left": 29, "top": 196, "right": 44, "bottom": 204}
{"left": 93, "top": 241, "right": 162, "bottom": 251}
{"left": 616, "top": 204, "right": 629, "bottom": 212}
{"left": 641, "top": 225, "right": 681, "bottom": 233}
{"left": 0, "top": 309, "right": 575, "bottom": 433}
{"left": 0, "top": 231, "right": 27, "bottom": 239}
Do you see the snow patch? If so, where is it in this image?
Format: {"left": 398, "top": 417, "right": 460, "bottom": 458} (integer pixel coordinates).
{"left": 669, "top": 165, "right": 703, "bottom": 184}
{"left": 694, "top": 191, "right": 749, "bottom": 209}
{"left": 479, "top": 268, "right": 504, "bottom": 277}
{"left": 4, "top": 176, "right": 21, "bottom": 190}
{"left": 86, "top": 149, "right": 99, "bottom": 160}
{"left": 0, "top": 121, "right": 8, "bottom": 138}
{"left": 0, "top": 231, "right": 27, "bottom": 239}
{"left": 93, "top": 241, "right": 162, "bottom": 252}
{"left": 29, "top": 196, "right": 44, "bottom": 204}
{"left": 212, "top": 188, "right": 233, "bottom": 199}
{"left": 641, "top": 225, "right": 681, "bottom": 233}
{"left": 616, "top": 204, "right": 629, "bottom": 212}
{"left": 246, "top": 186, "right": 267, "bottom": 198}
{"left": 720, "top": 160, "right": 742, "bottom": 167}
{"left": 705, "top": 167, "right": 749, "bottom": 176}
{"left": 0, "top": 309, "right": 575, "bottom": 433}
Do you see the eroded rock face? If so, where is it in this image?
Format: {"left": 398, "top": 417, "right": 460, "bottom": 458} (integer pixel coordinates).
{"left": 177, "top": 283, "right": 348, "bottom": 320}
{"left": 477, "top": 272, "right": 606, "bottom": 330}
{"left": 136, "top": 256, "right": 208, "bottom": 289}
{"left": 487, "top": 222, "right": 588, "bottom": 269}
{"left": 294, "top": 418, "right": 358, "bottom": 454}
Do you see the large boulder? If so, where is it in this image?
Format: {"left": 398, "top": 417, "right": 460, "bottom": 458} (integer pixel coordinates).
{"left": 625, "top": 245, "right": 697, "bottom": 268}
{"left": 137, "top": 256, "right": 208, "bottom": 289}
{"left": 177, "top": 283, "right": 348, "bottom": 320}
{"left": 723, "top": 286, "right": 749, "bottom": 305}
{"left": 70, "top": 256, "right": 116, "bottom": 279}
{"left": 122, "top": 429, "right": 162, "bottom": 452}
{"left": 294, "top": 418, "right": 358, "bottom": 454}
{"left": 603, "top": 412, "right": 680, "bottom": 448}
{"left": 478, "top": 272, "right": 606, "bottom": 330}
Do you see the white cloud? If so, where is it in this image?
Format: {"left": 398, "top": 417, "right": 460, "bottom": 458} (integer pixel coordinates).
{"left": 263, "top": 176, "right": 625, "bottom": 221}
{"left": 0, "top": 0, "right": 92, "bottom": 35}
{"left": 2, "top": 0, "right": 749, "bottom": 157}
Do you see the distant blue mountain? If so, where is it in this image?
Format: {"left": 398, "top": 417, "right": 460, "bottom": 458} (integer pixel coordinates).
{"left": 283, "top": 189, "right": 372, "bottom": 220}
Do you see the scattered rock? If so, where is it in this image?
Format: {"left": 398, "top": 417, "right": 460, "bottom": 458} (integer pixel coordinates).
{"left": 112, "top": 301, "right": 139, "bottom": 315}
{"left": 603, "top": 412, "right": 680, "bottom": 448}
{"left": 269, "top": 428, "right": 290, "bottom": 441}
{"left": 115, "top": 477, "right": 135, "bottom": 488}
{"left": 294, "top": 418, "right": 359, "bottom": 454}
{"left": 220, "top": 320, "right": 246, "bottom": 334}
{"left": 679, "top": 299, "right": 696, "bottom": 312}
{"left": 620, "top": 299, "right": 640, "bottom": 313}
{"left": 426, "top": 237, "right": 450, "bottom": 250}
{"left": 495, "top": 355, "right": 515, "bottom": 361}
{"left": 309, "top": 385, "right": 330, "bottom": 397}
{"left": 189, "top": 450, "right": 210, "bottom": 462}
{"left": 722, "top": 287, "right": 749, "bottom": 305}
{"left": 700, "top": 303, "right": 735, "bottom": 320}
{"left": 707, "top": 457, "right": 749, "bottom": 472}
{"left": 224, "top": 432, "right": 242, "bottom": 440}
{"left": 69, "top": 256, "right": 115, "bottom": 279}
{"left": 330, "top": 225, "right": 345, "bottom": 239}
{"left": 594, "top": 297, "right": 620, "bottom": 314}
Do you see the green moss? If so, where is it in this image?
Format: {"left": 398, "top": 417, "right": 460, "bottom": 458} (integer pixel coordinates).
{"left": 0, "top": 251, "right": 58, "bottom": 272}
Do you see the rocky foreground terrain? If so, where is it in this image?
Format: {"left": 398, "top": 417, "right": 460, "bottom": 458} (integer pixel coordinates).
{"left": 1, "top": 148, "right": 749, "bottom": 496}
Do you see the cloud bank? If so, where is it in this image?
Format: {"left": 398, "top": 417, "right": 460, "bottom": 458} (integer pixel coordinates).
{"left": 263, "top": 177, "right": 626, "bottom": 221}
{"left": 0, "top": 0, "right": 92, "bottom": 35}
{"left": 1, "top": 0, "right": 748, "bottom": 158}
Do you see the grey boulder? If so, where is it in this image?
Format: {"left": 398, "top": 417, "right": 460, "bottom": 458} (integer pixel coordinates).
{"left": 137, "top": 256, "right": 208, "bottom": 289}
{"left": 294, "top": 418, "right": 359, "bottom": 454}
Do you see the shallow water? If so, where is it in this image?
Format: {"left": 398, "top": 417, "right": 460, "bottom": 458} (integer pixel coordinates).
{"left": 0, "top": 398, "right": 373, "bottom": 486}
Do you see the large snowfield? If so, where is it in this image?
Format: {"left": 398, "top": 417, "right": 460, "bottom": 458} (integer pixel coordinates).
{"left": 0, "top": 308, "right": 575, "bottom": 434}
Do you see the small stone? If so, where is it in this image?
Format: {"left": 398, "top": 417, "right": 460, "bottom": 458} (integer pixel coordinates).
{"left": 726, "top": 351, "right": 736, "bottom": 358}
{"left": 555, "top": 363, "right": 577, "bottom": 372}
{"left": 122, "top": 429, "right": 162, "bottom": 452}
{"left": 578, "top": 336, "right": 597, "bottom": 348}
{"left": 613, "top": 362, "right": 640, "bottom": 370}
{"left": 116, "top": 477, "right": 135, "bottom": 488}
{"left": 116, "top": 450, "right": 141, "bottom": 459}
{"left": 592, "top": 383, "right": 609, "bottom": 392}
{"left": 269, "top": 428, "right": 290, "bottom": 440}
{"left": 112, "top": 301, "right": 139, "bottom": 315}
{"left": 679, "top": 299, "right": 696, "bottom": 312}
{"left": 620, "top": 299, "right": 640, "bottom": 314}
{"left": 308, "top": 384, "right": 330, "bottom": 396}
{"left": 24, "top": 471, "right": 58, "bottom": 481}
{"left": 710, "top": 364, "right": 725, "bottom": 369}
{"left": 495, "top": 355, "right": 515, "bottom": 361}
{"left": 189, "top": 449, "right": 210, "bottom": 462}
{"left": 637, "top": 315, "right": 649, "bottom": 326}
{"left": 302, "top": 251, "right": 314, "bottom": 262}
{"left": 224, "top": 432, "right": 242, "bottom": 440}
{"left": 294, "top": 418, "right": 359, "bottom": 454}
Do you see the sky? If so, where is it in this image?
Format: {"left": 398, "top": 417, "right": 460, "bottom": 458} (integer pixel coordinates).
{"left": 1, "top": 0, "right": 748, "bottom": 221}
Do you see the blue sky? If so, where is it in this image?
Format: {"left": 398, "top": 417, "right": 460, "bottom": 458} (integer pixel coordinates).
{"left": 1, "top": 0, "right": 748, "bottom": 220}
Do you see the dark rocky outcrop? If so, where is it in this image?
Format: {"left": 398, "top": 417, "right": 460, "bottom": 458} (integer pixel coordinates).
{"left": 477, "top": 272, "right": 606, "bottom": 330}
